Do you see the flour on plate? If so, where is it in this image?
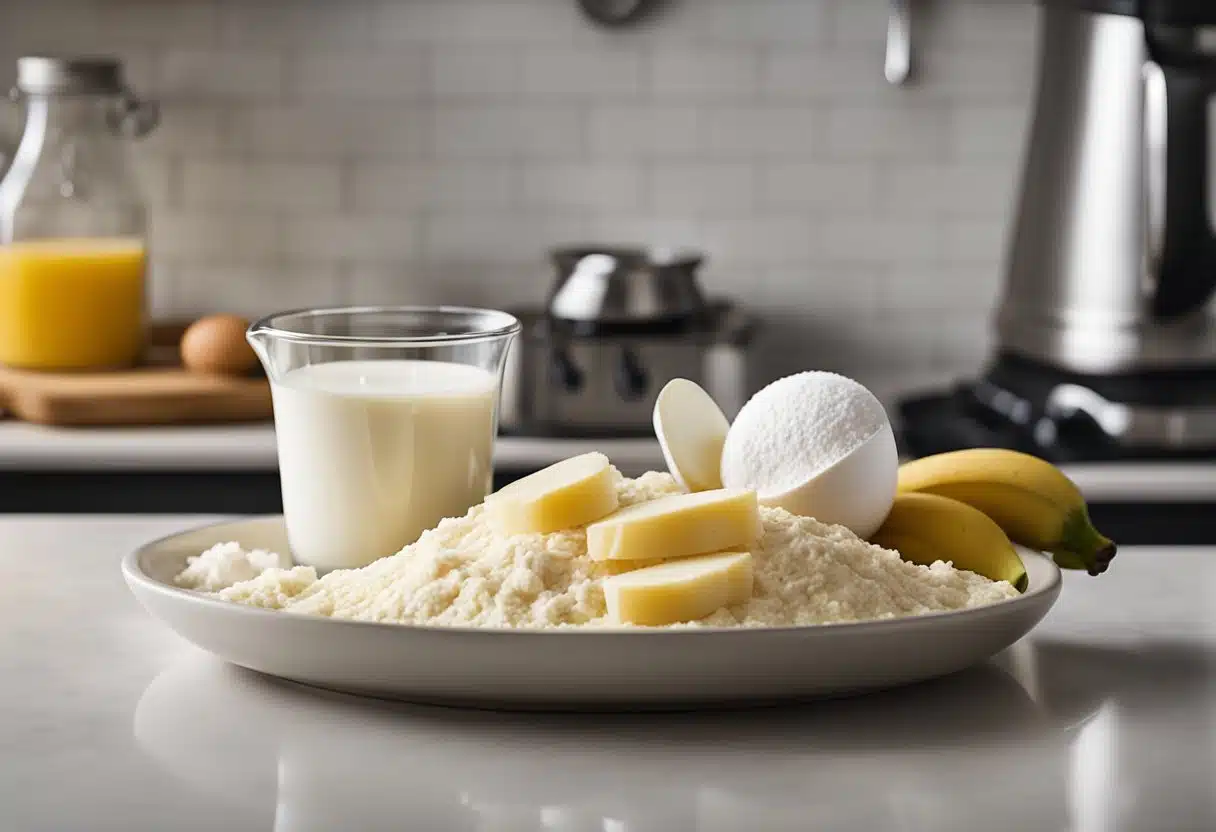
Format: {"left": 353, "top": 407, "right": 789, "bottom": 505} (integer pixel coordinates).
{"left": 185, "top": 470, "right": 1018, "bottom": 628}
{"left": 175, "top": 542, "right": 291, "bottom": 593}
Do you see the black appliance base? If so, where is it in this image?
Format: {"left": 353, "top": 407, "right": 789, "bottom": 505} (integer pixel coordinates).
{"left": 0, "top": 470, "right": 530, "bottom": 516}
{"left": 899, "top": 388, "right": 1216, "bottom": 462}
{"left": 3, "top": 471, "right": 1214, "bottom": 546}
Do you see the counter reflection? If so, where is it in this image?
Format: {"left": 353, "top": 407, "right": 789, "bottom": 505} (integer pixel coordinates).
{"left": 134, "top": 650, "right": 1088, "bottom": 831}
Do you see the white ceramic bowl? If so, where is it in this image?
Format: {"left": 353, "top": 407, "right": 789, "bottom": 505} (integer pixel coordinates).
{"left": 757, "top": 422, "right": 898, "bottom": 539}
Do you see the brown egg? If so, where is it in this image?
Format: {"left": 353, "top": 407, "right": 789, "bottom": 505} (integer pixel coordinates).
{"left": 180, "top": 314, "right": 258, "bottom": 376}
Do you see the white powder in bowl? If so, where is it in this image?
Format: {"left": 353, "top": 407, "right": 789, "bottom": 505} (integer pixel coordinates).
{"left": 720, "top": 371, "right": 888, "bottom": 496}
{"left": 191, "top": 470, "right": 1018, "bottom": 629}
{"left": 175, "top": 542, "right": 292, "bottom": 593}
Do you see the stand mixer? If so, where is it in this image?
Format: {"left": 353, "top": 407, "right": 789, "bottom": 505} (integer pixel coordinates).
{"left": 902, "top": 0, "right": 1216, "bottom": 460}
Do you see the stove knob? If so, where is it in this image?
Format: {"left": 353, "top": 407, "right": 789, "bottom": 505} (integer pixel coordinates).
{"left": 549, "top": 348, "right": 583, "bottom": 393}
{"left": 1042, "top": 384, "right": 1123, "bottom": 452}
{"left": 614, "top": 347, "right": 649, "bottom": 401}
{"left": 1039, "top": 409, "right": 1113, "bottom": 452}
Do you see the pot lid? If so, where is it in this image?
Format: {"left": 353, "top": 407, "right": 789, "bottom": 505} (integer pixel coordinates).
{"left": 547, "top": 245, "right": 707, "bottom": 325}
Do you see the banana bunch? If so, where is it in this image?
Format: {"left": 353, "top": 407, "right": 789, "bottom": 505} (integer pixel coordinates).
{"left": 871, "top": 448, "right": 1117, "bottom": 590}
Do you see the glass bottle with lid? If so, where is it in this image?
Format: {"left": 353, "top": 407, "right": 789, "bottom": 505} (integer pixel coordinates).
{"left": 0, "top": 56, "right": 158, "bottom": 370}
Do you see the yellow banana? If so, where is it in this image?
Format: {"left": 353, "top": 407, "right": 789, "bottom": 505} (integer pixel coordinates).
{"left": 870, "top": 492, "right": 1028, "bottom": 591}
{"left": 897, "top": 449, "right": 1116, "bottom": 575}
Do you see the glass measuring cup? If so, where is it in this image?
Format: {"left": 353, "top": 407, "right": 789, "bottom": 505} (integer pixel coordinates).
{"left": 247, "top": 306, "right": 520, "bottom": 571}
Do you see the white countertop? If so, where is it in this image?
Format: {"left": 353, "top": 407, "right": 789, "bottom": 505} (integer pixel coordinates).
{"left": 1, "top": 421, "right": 1215, "bottom": 501}
{"left": 4, "top": 515, "right": 1215, "bottom": 831}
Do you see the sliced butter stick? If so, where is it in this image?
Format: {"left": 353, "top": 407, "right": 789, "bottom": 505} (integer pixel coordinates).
{"left": 604, "top": 550, "right": 753, "bottom": 626}
{"left": 486, "top": 452, "right": 619, "bottom": 535}
{"left": 587, "top": 488, "right": 760, "bottom": 562}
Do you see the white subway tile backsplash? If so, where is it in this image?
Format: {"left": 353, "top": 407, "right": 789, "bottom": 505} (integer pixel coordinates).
{"left": 133, "top": 157, "right": 178, "bottom": 209}
{"left": 764, "top": 48, "right": 899, "bottom": 102}
{"left": 703, "top": 107, "right": 816, "bottom": 157}
{"left": 219, "top": 0, "right": 372, "bottom": 45}
{"left": 587, "top": 105, "right": 701, "bottom": 158}
{"left": 352, "top": 162, "right": 519, "bottom": 211}
{"left": 829, "top": 0, "right": 889, "bottom": 44}
{"left": 586, "top": 215, "right": 706, "bottom": 250}
{"left": 429, "top": 47, "right": 522, "bottom": 100}
{"left": 867, "top": 370, "right": 960, "bottom": 409}
{"left": 374, "top": 0, "right": 582, "bottom": 43}
{"left": 171, "top": 263, "right": 347, "bottom": 317}
{"left": 228, "top": 104, "right": 429, "bottom": 158}
{"left": 521, "top": 47, "right": 645, "bottom": 99}
{"left": 881, "top": 164, "right": 1016, "bottom": 218}
{"left": 651, "top": 163, "right": 757, "bottom": 216}
{"left": 432, "top": 106, "right": 583, "bottom": 158}
{"left": 853, "top": 316, "right": 941, "bottom": 370}
{"left": 952, "top": 106, "right": 1031, "bottom": 159}
{"left": 114, "top": 48, "right": 160, "bottom": 96}
{"left": 699, "top": 0, "right": 829, "bottom": 43}
{"left": 0, "top": 0, "right": 1043, "bottom": 389}
{"left": 160, "top": 49, "right": 285, "bottom": 101}
{"left": 182, "top": 160, "right": 343, "bottom": 212}
{"left": 938, "top": 1, "right": 1039, "bottom": 47}
{"left": 520, "top": 163, "right": 644, "bottom": 209}
{"left": 291, "top": 50, "right": 427, "bottom": 101}
{"left": 699, "top": 216, "right": 820, "bottom": 265}
{"left": 351, "top": 262, "right": 545, "bottom": 307}
{"left": 763, "top": 264, "right": 882, "bottom": 312}
{"left": 98, "top": 2, "right": 219, "bottom": 45}
{"left": 346, "top": 265, "right": 453, "bottom": 307}
{"left": 695, "top": 262, "right": 761, "bottom": 297}
{"left": 934, "top": 318, "right": 993, "bottom": 369}
{"left": 139, "top": 105, "right": 228, "bottom": 157}
{"left": 942, "top": 219, "right": 1009, "bottom": 263}
{"left": 446, "top": 262, "right": 548, "bottom": 304}
{"left": 146, "top": 260, "right": 177, "bottom": 318}
{"left": 3, "top": 2, "right": 102, "bottom": 52}
{"left": 882, "top": 264, "right": 1001, "bottom": 313}
{"left": 348, "top": 165, "right": 424, "bottom": 212}
{"left": 651, "top": 48, "right": 761, "bottom": 101}
{"left": 918, "top": 44, "right": 1036, "bottom": 102}
{"left": 823, "top": 106, "right": 951, "bottom": 160}
{"left": 752, "top": 307, "right": 887, "bottom": 379}
{"left": 817, "top": 218, "right": 940, "bottom": 262}
{"left": 423, "top": 212, "right": 589, "bottom": 263}
{"left": 151, "top": 212, "right": 283, "bottom": 262}
{"left": 285, "top": 215, "right": 420, "bottom": 262}
{"left": 759, "top": 163, "right": 877, "bottom": 211}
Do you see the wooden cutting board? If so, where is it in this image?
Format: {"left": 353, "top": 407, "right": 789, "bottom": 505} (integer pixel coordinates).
{"left": 0, "top": 321, "right": 273, "bottom": 426}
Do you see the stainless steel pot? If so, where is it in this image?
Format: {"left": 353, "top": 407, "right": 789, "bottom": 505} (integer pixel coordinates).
{"left": 499, "top": 302, "right": 755, "bottom": 437}
{"left": 547, "top": 246, "right": 706, "bottom": 326}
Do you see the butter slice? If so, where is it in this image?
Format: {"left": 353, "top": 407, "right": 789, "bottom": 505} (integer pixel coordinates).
{"left": 604, "top": 550, "right": 753, "bottom": 626}
{"left": 486, "top": 452, "right": 619, "bottom": 535}
{"left": 587, "top": 488, "right": 761, "bottom": 562}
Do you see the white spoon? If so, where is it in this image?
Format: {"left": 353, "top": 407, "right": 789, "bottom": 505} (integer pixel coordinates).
{"left": 652, "top": 378, "right": 731, "bottom": 492}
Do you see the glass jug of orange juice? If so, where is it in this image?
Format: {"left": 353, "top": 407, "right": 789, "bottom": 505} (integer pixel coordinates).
{"left": 0, "top": 56, "right": 158, "bottom": 370}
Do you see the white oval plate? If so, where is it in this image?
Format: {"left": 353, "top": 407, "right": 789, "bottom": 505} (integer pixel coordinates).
{"left": 123, "top": 516, "right": 1062, "bottom": 710}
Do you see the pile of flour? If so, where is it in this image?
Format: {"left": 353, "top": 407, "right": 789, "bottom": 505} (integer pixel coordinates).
{"left": 175, "top": 542, "right": 291, "bottom": 593}
{"left": 179, "top": 469, "right": 1018, "bottom": 629}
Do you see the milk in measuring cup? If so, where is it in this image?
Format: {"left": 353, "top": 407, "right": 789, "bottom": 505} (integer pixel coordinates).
{"left": 270, "top": 360, "right": 497, "bottom": 570}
